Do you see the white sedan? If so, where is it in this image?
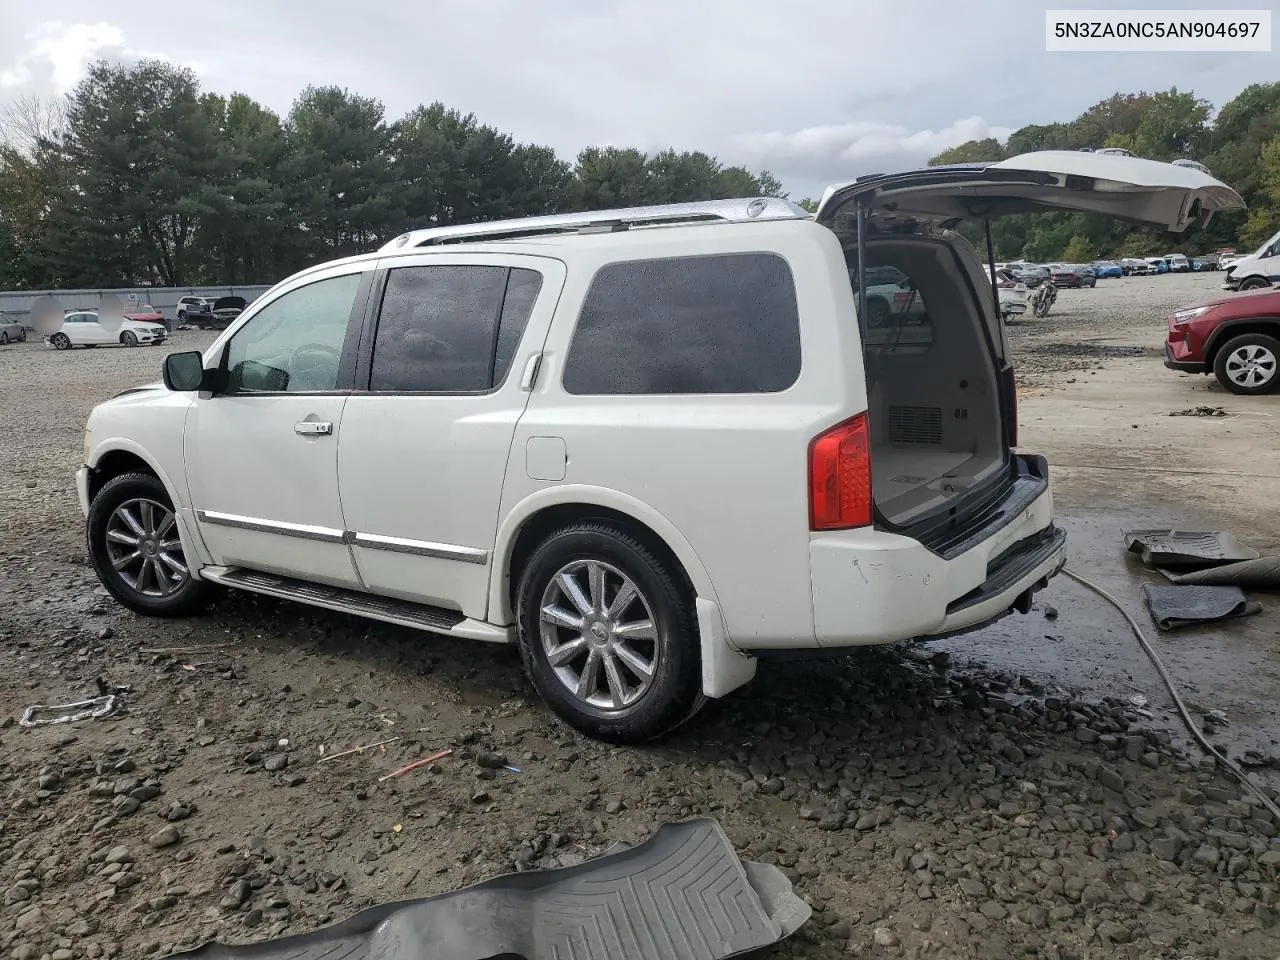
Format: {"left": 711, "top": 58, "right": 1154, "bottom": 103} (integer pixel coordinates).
{"left": 47, "top": 312, "right": 168, "bottom": 350}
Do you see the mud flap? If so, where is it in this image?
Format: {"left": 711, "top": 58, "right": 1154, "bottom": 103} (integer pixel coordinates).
{"left": 174, "top": 818, "right": 810, "bottom": 960}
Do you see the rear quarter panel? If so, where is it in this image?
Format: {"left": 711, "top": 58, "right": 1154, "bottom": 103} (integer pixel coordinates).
{"left": 495, "top": 222, "right": 865, "bottom": 647}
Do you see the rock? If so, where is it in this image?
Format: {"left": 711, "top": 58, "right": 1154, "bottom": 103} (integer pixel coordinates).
{"left": 1150, "top": 837, "right": 1182, "bottom": 862}
{"left": 14, "top": 908, "right": 43, "bottom": 932}
{"left": 872, "top": 927, "right": 899, "bottom": 947}
{"left": 1074, "top": 728, "right": 1100, "bottom": 744}
{"left": 472, "top": 789, "right": 491, "bottom": 804}
{"left": 1258, "top": 850, "right": 1280, "bottom": 868}
{"left": 1125, "top": 882, "right": 1150, "bottom": 904}
{"left": 476, "top": 752, "right": 508, "bottom": 769}
{"left": 852, "top": 812, "right": 877, "bottom": 831}
{"left": 980, "top": 900, "right": 1008, "bottom": 920}
{"left": 221, "top": 879, "right": 251, "bottom": 910}
{"left": 263, "top": 754, "right": 288, "bottom": 772}
{"left": 605, "top": 799, "right": 625, "bottom": 815}
{"left": 149, "top": 825, "right": 181, "bottom": 848}
{"left": 1192, "top": 844, "right": 1220, "bottom": 868}
{"left": 166, "top": 803, "right": 192, "bottom": 821}
{"left": 1081, "top": 883, "right": 1111, "bottom": 906}
{"left": 243, "top": 908, "right": 263, "bottom": 927}
{"left": 1097, "top": 765, "right": 1125, "bottom": 793}
{"left": 104, "top": 845, "right": 133, "bottom": 865}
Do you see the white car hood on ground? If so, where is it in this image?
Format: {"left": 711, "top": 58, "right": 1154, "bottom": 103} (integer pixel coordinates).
{"left": 817, "top": 151, "right": 1245, "bottom": 234}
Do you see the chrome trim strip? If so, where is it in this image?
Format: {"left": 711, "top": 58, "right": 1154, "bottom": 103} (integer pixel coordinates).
{"left": 195, "top": 510, "right": 348, "bottom": 544}
{"left": 350, "top": 532, "right": 489, "bottom": 565}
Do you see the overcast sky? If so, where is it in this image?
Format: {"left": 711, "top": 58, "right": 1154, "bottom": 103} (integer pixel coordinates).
{"left": 1, "top": 1, "right": 1276, "bottom": 199}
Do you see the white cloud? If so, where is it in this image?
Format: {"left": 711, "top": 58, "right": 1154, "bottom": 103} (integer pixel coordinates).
{"left": 0, "top": 21, "right": 205, "bottom": 95}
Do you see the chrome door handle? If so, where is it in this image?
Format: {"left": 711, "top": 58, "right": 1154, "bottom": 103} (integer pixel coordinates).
{"left": 294, "top": 421, "right": 333, "bottom": 436}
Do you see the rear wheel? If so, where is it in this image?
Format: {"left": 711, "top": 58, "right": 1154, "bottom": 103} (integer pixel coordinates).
{"left": 87, "top": 472, "right": 214, "bottom": 616}
{"left": 121, "top": 330, "right": 138, "bottom": 347}
{"left": 50, "top": 333, "right": 71, "bottom": 350}
{"left": 1214, "top": 334, "right": 1280, "bottom": 395}
{"left": 515, "top": 522, "right": 703, "bottom": 743}
{"left": 865, "top": 296, "right": 891, "bottom": 328}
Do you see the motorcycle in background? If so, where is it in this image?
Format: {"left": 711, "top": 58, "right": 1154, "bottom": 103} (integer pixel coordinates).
{"left": 1029, "top": 280, "right": 1058, "bottom": 318}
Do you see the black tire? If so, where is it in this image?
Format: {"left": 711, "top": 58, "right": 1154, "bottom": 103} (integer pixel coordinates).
{"left": 1240, "top": 277, "right": 1270, "bottom": 291}
{"left": 1213, "top": 333, "right": 1280, "bottom": 396}
{"left": 0, "top": 332, "right": 8, "bottom": 344}
{"left": 87, "top": 472, "right": 214, "bottom": 617}
{"left": 515, "top": 522, "right": 703, "bottom": 744}
{"left": 17, "top": 329, "right": 26, "bottom": 341}
{"left": 121, "top": 330, "right": 138, "bottom": 347}
{"left": 177, "top": 310, "right": 186, "bottom": 321}
{"left": 50, "top": 333, "right": 71, "bottom": 350}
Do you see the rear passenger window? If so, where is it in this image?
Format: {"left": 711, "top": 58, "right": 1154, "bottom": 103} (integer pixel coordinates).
{"left": 562, "top": 253, "right": 801, "bottom": 395}
{"left": 370, "top": 266, "right": 543, "bottom": 392}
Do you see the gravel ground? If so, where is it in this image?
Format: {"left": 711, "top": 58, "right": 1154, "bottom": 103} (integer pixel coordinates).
{"left": 2, "top": 278, "right": 1278, "bottom": 960}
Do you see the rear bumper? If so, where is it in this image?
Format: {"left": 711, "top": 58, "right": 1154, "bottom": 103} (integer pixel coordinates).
{"left": 800, "top": 461, "right": 1064, "bottom": 649}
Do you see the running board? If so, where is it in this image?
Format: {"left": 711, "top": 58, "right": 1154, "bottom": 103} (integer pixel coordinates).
{"left": 200, "top": 567, "right": 512, "bottom": 643}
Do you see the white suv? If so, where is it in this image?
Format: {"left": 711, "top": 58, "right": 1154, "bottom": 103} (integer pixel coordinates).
{"left": 76, "top": 151, "right": 1242, "bottom": 742}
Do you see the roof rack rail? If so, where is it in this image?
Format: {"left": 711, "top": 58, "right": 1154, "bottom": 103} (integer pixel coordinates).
{"left": 379, "top": 197, "right": 812, "bottom": 251}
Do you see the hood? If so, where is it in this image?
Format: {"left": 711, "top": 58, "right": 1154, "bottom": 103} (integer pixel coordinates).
{"left": 816, "top": 150, "right": 1245, "bottom": 235}
{"left": 1181, "top": 287, "right": 1280, "bottom": 312}
{"left": 212, "top": 296, "right": 246, "bottom": 312}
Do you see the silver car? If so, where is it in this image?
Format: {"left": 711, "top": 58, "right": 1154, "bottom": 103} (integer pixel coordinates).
{"left": 0, "top": 312, "right": 27, "bottom": 344}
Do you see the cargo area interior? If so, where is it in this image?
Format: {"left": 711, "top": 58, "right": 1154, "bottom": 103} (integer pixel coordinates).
{"left": 843, "top": 234, "right": 1007, "bottom": 529}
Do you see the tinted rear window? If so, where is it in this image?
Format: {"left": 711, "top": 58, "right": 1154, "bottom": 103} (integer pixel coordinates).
{"left": 562, "top": 253, "right": 801, "bottom": 395}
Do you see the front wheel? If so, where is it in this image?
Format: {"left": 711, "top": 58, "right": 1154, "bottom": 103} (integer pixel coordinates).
{"left": 87, "top": 472, "right": 214, "bottom": 617}
{"left": 516, "top": 522, "right": 703, "bottom": 743}
{"left": 0, "top": 332, "right": 8, "bottom": 344}
{"left": 1240, "top": 277, "right": 1270, "bottom": 291}
{"left": 121, "top": 330, "right": 138, "bottom": 347}
{"left": 1214, "top": 333, "right": 1280, "bottom": 396}
{"left": 50, "top": 333, "right": 71, "bottom": 350}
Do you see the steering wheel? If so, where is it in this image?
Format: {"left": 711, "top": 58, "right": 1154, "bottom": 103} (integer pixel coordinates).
{"left": 287, "top": 342, "right": 342, "bottom": 390}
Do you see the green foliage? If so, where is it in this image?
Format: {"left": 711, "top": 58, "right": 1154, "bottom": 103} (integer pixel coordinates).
{"left": 1062, "top": 235, "right": 1098, "bottom": 262}
{"left": 928, "top": 138, "right": 1004, "bottom": 166}
{"left": 0, "top": 60, "right": 783, "bottom": 288}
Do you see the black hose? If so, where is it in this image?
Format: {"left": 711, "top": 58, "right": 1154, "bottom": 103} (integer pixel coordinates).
{"left": 1062, "top": 567, "right": 1280, "bottom": 821}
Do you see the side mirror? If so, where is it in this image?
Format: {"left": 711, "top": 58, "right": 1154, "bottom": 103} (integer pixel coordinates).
{"left": 163, "top": 351, "right": 209, "bottom": 391}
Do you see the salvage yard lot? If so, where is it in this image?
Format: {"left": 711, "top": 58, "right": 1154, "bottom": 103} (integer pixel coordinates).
{"left": 2, "top": 272, "right": 1278, "bottom": 959}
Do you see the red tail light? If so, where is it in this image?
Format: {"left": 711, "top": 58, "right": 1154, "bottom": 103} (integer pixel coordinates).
{"left": 892, "top": 291, "right": 910, "bottom": 304}
{"left": 809, "top": 413, "right": 873, "bottom": 530}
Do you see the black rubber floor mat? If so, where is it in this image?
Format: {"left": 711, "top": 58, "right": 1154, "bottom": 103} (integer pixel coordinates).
{"left": 1158, "top": 556, "right": 1280, "bottom": 589}
{"left": 1124, "top": 530, "right": 1259, "bottom": 571}
{"left": 1143, "top": 583, "right": 1263, "bottom": 631}
{"left": 173, "top": 818, "right": 810, "bottom": 960}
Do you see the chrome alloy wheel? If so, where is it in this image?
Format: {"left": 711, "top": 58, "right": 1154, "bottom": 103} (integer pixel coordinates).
{"left": 104, "top": 497, "right": 188, "bottom": 597}
{"left": 1224, "top": 343, "right": 1277, "bottom": 390}
{"left": 538, "top": 559, "right": 661, "bottom": 711}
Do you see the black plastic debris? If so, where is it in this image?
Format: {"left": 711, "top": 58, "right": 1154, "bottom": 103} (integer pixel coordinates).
{"left": 174, "top": 818, "right": 811, "bottom": 960}
{"left": 1142, "top": 584, "right": 1262, "bottom": 631}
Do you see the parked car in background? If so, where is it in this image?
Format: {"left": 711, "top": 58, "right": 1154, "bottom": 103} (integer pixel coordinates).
{"left": 125, "top": 303, "right": 167, "bottom": 327}
{"left": 47, "top": 312, "right": 168, "bottom": 350}
{"left": 1092, "top": 260, "right": 1123, "bottom": 278}
{"left": 1050, "top": 263, "right": 1096, "bottom": 288}
{"left": 0, "top": 311, "right": 27, "bottom": 344}
{"left": 1164, "top": 253, "right": 1191, "bottom": 273}
{"left": 1220, "top": 228, "right": 1280, "bottom": 292}
{"left": 191, "top": 296, "right": 248, "bottom": 330}
{"left": 1165, "top": 286, "right": 1280, "bottom": 394}
{"left": 1012, "top": 263, "right": 1051, "bottom": 287}
{"left": 176, "top": 297, "right": 214, "bottom": 322}
{"left": 994, "top": 268, "right": 1029, "bottom": 319}
{"left": 1145, "top": 257, "right": 1170, "bottom": 274}
{"left": 1121, "top": 258, "right": 1152, "bottom": 276}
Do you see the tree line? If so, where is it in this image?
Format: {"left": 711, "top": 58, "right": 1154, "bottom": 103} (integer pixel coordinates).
{"left": 929, "top": 84, "right": 1280, "bottom": 263}
{"left": 0, "top": 60, "right": 785, "bottom": 290}
{"left": 2, "top": 65, "right": 1278, "bottom": 290}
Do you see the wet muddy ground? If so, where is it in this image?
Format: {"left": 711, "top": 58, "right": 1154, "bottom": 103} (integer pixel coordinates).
{"left": 2, "top": 271, "right": 1278, "bottom": 960}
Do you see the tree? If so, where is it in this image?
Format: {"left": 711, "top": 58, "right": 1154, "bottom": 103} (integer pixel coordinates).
{"left": 0, "top": 93, "right": 67, "bottom": 156}
{"left": 929, "top": 138, "right": 1004, "bottom": 166}
{"left": 284, "top": 86, "right": 400, "bottom": 260}
{"left": 1062, "top": 235, "right": 1098, "bottom": 262}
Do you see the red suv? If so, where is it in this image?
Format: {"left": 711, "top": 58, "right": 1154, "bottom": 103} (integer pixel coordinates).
{"left": 1165, "top": 287, "right": 1280, "bottom": 394}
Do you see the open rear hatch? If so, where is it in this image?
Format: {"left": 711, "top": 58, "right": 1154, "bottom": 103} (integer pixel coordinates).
{"left": 816, "top": 150, "right": 1244, "bottom": 548}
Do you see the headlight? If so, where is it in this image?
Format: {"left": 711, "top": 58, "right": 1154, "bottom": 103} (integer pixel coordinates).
{"left": 1172, "top": 306, "right": 1212, "bottom": 325}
